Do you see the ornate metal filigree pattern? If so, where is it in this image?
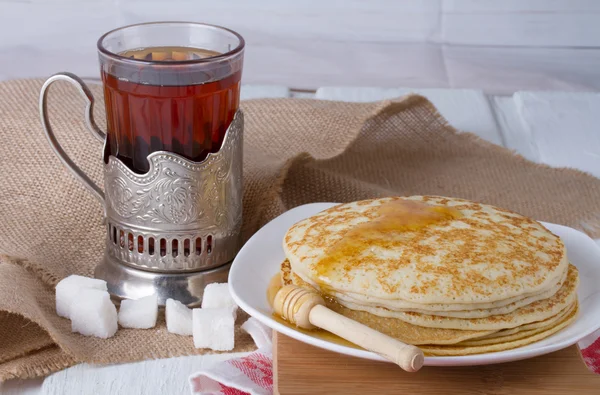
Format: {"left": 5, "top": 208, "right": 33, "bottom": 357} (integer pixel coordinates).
{"left": 103, "top": 111, "right": 243, "bottom": 271}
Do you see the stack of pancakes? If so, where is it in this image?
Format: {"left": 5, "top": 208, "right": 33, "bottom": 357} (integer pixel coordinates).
{"left": 280, "top": 196, "right": 579, "bottom": 355}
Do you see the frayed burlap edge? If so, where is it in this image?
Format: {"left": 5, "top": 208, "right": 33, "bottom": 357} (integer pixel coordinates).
{"left": 1, "top": 255, "right": 61, "bottom": 287}
{"left": 0, "top": 346, "right": 76, "bottom": 382}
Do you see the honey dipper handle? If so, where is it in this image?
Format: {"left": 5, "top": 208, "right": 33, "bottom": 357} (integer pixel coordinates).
{"left": 308, "top": 304, "right": 425, "bottom": 372}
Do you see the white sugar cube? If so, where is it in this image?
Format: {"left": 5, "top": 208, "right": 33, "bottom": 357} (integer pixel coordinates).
{"left": 192, "top": 308, "right": 235, "bottom": 351}
{"left": 201, "top": 283, "right": 238, "bottom": 319}
{"left": 56, "top": 275, "right": 107, "bottom": 318}
{"left": 70, "top": 288, "right": 117, "bottom": 339}
{"left": 166, "top": 298, "right": 193, "bottom": 336}
{"left": 118, "top": 294, "right": 158, "bottom": 329}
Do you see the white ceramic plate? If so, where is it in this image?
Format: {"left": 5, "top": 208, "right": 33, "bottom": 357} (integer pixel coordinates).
{"left": 229, "top": 203, "right": 600, "bottom": 366}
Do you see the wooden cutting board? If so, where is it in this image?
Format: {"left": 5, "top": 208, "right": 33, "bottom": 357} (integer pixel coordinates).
{"left": 273, "top": 332, "right": 600, "bottom": 394}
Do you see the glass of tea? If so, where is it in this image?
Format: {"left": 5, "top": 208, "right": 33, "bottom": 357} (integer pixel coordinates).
{"left": 98, "top": 22, "right": 244, "bottom": 174}
{"left": 40, "top": 22, "right": 246, "bottom": 305}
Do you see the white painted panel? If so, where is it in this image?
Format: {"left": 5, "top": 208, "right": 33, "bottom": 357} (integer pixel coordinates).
{"left": 316, "top": 87, "right": 503, "bottom": 145}
{"left": 0, "top": 1, "right": 114, "bottom": 48}
{"left": 445, "top": 0, "right": 600, "bottom": 12}
{"left": 246, "top": 41, "right": 447, "bottom": 89}
{"left": 444, "top": 15, "right": 599, "bottom": 47}
{"left": 492, "top": 92, "right": 600, "bottom": 178}
{"left": 290, "top": 90, "right": 317, "bottom": 99}
{"left": 118, "top": 0, "right": 442, "bottom": 43}
{"left": 240, "top": 85, "right": 290, "bottom": 100}
{"left": 490, "top": 96, "right": 539, "bottom": 162}
{"left": 0, "top": 1, "right": 447, "bottom": 87}
{"left": 443, "top": 0, "right": 600, "bottom": 47}
{"left": 118, "top": 0, "right": 446, "bottom": 89}
{"left": 444, "top": 46, "right": 600, "bottom": 94}
{"left": 512, "top": 91, "right": 600, "bottom": 178}
{"left": 2, "top": 0, "right": 600, "bottom": 91}
{"left": 0, "top": 1, "right": 117, "bottom": 80}
{"left": 315, "top": 87, "right": 413, "bottom": 103}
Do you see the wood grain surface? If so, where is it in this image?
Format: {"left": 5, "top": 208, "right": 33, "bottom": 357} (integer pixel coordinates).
{"left": 274, "top": 332, "right": 600, "bottom": 395}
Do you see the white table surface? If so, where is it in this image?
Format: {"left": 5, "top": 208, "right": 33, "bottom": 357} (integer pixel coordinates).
{"left": 1, "top": 84, "right": 599, "bottom": 395}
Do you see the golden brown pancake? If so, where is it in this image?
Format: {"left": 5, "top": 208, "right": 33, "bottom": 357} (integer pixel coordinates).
{"left": 283, "top": 259, "right": 577, "bottom": 352}
{"left": 284, "top": 196, "right": 567, "bottom": 306}
{"left": 279, "top": 196, "right": 579, "bottom": 355}
{"left": 420, "top": 305, "right": 578, "bottom": 356}
{"left": 337, "top": 264, "right": 578, "bottom": 330}
{"left": 281, "top": 260, "right": 496, "bottom": 345}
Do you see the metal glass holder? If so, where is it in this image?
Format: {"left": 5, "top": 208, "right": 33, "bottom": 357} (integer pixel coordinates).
{"left": 40, "top": 73, "right": 243, "bottom": 306}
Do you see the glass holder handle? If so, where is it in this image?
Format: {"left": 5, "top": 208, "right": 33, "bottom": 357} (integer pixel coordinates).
{"left": 39, "top": 72, "right": 106, "bottom": 206}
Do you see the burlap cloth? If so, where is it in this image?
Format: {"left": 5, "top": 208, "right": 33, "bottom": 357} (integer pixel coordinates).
{"left": 1, "top": 79, "right": 599, "bottom": 381}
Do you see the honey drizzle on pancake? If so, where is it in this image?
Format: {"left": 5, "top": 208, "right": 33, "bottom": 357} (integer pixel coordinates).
{"left": 314, "top": 200, "right": 462, "bottom": 289}
{"left": 285, "top": 196, "right": 567, "bottom": 303}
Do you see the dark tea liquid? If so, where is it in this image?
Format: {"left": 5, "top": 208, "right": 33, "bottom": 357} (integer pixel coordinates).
{"left": 102, "top": 46, "right": 242, "bottom": 173}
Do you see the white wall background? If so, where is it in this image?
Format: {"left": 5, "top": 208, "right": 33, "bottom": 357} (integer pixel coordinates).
{"left": 1, "top": 0, "right": 600, "bottom": 93}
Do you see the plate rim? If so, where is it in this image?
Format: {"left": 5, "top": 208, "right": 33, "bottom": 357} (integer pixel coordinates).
{"left": 229, "top": 202, "right": 600, "bottom": 366}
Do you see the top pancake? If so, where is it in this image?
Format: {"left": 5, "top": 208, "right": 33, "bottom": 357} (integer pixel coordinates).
{"left": 284, "top": 196, "right": 567, "bottom": 305}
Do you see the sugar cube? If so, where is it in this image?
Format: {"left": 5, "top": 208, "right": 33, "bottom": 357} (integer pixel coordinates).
{"left": 201, "top": 283, "right": 238, "bottom": 319}
{"left": 192, "top": 308, "right": 235, "bottom": 351}
{"left": 118, "top": 294, "right": 158, "bottom": 329}
{"left": 56, "top": 275, "right": 107, "bottom": 319}
{"left": 166, "top": 298, "right": 193, "bottom": 336}
{"left": 70, "top": 288, "right": 118, "bottom": 339}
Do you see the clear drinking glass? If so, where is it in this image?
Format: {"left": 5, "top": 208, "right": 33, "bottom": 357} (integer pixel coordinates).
{"left": 97, "top": 22, "right": 245, "bottom": 173}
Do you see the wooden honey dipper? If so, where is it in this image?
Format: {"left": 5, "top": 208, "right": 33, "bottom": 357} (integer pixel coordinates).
{"left": 273, "top": 285, "right": 425, "bottom": 372}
